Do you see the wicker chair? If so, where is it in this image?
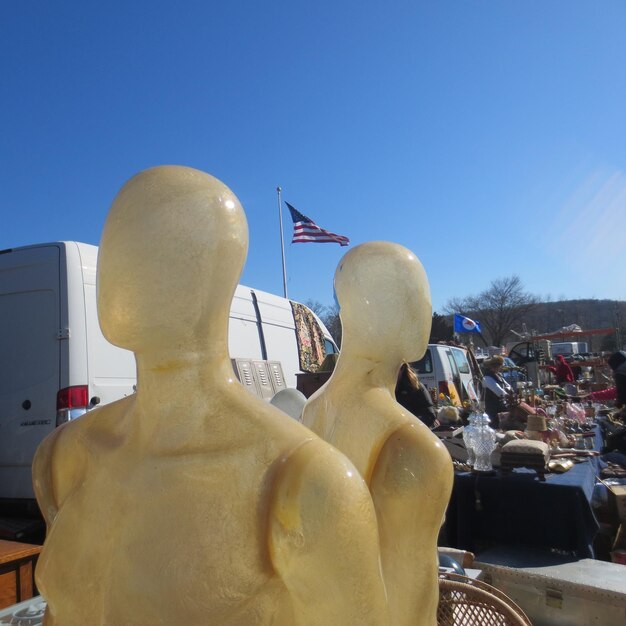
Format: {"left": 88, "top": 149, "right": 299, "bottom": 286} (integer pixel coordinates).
{"left": 438, "top": 573, "right": 532, "bottom": 626}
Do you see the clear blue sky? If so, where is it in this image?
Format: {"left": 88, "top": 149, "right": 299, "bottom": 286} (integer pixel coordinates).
{"left": 3, "top": 1, "right": 626, "bottom": 312}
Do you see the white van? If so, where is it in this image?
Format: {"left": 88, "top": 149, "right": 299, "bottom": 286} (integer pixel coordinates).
{"left": 550, "top": 341, "right": 589, "bottom": 357}
{"left": 228, "top": 284, "right": 337, "bottom": 398}
{"left": 410, "top": 344, "right": 480, "bottom": 405}
{"left": 0, "top": 242, "right": 336, "bottom": 503}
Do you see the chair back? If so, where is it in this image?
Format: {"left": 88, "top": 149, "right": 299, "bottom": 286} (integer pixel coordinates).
{"left": 438, "top": 573, "right": 532, "bottom": 626}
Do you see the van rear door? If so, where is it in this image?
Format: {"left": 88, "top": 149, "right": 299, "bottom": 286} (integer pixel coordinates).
{"left": 443, "top": 347, "right": 464, "bottom": 403}
{"left": 79, "top": 246, "right": 136, "bottom": 407}
{"left": 0, "top": 245, "right": 61, "bottom": 499}
{"left": 450, "top": 347, "right": 478, "bottom": 401}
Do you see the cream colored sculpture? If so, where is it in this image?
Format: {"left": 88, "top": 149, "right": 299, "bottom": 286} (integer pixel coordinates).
{"left": 303, "top": 242, "right": 454, "bottom": 626}
{"left": 33, "top": 166, "right": 389, "bottom": 626}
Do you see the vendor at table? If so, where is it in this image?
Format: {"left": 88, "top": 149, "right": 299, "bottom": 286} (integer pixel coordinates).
{"left": 608, "top": 350, "right": 626, "bottom": 413}
{"left": 546, "top": 354, "right": 576, "bottom": 385}
{"left": 481, "top": 355, "right": 512, "bottom": 429}
{"left": 571, "top": 351, "right": 626, "bottom": 417}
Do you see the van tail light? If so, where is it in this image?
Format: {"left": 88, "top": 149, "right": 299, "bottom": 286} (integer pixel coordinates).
{"left": 439, "top": 381, "right": 451, "bottom": 396}
{"left": 56, "top": 385, "right": 89, "bottom": 427}
{"left": 438, "top": 381, "right": 461, "bottom": 406}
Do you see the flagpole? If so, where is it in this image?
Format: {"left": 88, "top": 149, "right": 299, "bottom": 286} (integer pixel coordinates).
{"left": 277, "top": 186, "right": 288, "bottom": 299}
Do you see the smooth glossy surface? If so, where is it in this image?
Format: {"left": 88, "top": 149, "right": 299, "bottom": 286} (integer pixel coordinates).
{"left": 269, "top": 388, "right": 307, "bottom": 422}
{"left": 33, "top": 166, "right": 389, "bottom": 626}
{"left": 303, "top": 241, "right": 454, "bottom": 626}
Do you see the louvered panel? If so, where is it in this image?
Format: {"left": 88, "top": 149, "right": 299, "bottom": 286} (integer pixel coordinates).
{"left": 231, "top": 358, "right": 261, "bottom": 397}
{"left": 252, "top": 361, "right": 275, "bottom": 401}
{"left": 267, "top": 361, "right": 287, "bottom": 395}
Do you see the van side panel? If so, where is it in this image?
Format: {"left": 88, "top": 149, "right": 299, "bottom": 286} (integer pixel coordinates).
{"left": 253, "top": 290, "right": 300, "bottom": 388}
{"left": 228, "top": 286, "right": 336, "bottom": 390}
{"left": 76, "top": 244, "right": 136, "bottom": 406}
{"left": 0, "top": 245, "right": 62, "bottom": 499}
{"left": 228, "top": 286, "right": 265, "bottom": 362}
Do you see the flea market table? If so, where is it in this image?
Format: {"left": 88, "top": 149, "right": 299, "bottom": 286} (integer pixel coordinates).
{"left": 445, "top": 460, "right": 599, "bottom": 558}
{"left": 443, "top": 429, "right": 602, "bottom": 559}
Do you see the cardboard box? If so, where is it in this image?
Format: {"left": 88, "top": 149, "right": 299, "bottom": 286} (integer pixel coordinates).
{"left": 607, "top": 484, "right": 626, "bottom": 523}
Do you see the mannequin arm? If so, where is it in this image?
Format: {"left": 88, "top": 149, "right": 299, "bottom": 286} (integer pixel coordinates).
{"left": 269, "top": 439, "right": 389, "bottom": 626}
{"left": 32, "top": 423, "right": 86, "bottom": 528}
{"left": 370, "top": 421, "right": 453, "bottom": 626}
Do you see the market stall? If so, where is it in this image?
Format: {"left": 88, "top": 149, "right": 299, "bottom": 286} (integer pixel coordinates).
{"left": 439, "top": 356, "right": 626, "bottom": 562}
{"left": 444, "top": 445, "right": 601, "bottom": 558}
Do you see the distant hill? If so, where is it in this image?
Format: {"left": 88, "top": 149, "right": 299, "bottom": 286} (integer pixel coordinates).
{"left": 516, "top": 299, "right": 625, "bottom": 352}
{"left": 437, "top": 299, "right": 626, "bottom": 351}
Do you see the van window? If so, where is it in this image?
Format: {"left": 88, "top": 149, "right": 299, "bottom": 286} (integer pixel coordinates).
{"left": 410, "top": 349, "right": 432, "bottom": 374}
{"left": 451, "top": 348, "right": 471, "bottom": 374}
{"left": 446, "top": 351, "right": 460, "bottom": 378}
{"left": 324, "top": 339, "right": 337, "bottom": 355}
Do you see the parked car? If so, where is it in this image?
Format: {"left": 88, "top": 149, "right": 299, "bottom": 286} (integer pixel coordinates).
{"left": 410, "top": 344, "right": 480, "bottom": 406}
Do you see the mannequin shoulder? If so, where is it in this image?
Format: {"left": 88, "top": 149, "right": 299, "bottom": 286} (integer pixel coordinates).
{"left": 268, "top": 439, "right": 389, "bottom": 625}
{"left": 33, "top": 400, "right": 130, "bottom": 520}
{"left": 32, "top": 419, "right": 89, "bottom": 523}
{"left": 268, "top": 437, "right": 376, "bottom": 549}
{"left": 373, "top": 421, "right": 453, "bottom": 494}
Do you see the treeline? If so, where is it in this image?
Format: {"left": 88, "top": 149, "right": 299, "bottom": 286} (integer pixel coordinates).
{"left": 434, "top": 298, "right": 626, "bottom": 351}
{"left": 309, "top": 288, "right": 626, "bottom": 353}
{"left": 436, "top": 275, "right": 626, "bottom": 351}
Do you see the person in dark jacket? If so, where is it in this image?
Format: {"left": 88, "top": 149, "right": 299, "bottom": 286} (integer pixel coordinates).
{"left": 608, "top": 350, "right": 626, "bottom": 410}
{"left": 481, "top": 355, "right": 512, "bottom": 429}
{"left": 395, "top": 362, "right": 438, "bottom": 428}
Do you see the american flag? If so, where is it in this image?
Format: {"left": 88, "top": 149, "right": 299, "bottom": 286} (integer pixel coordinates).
{"left": 285, "top": 202, "right": 350, "bottom": 246}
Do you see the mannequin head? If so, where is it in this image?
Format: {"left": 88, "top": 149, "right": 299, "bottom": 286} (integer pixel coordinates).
{"left": 97, "top": 166, "right": 248, "bottom": 356}
{"left": 334, "top": 241, "right": 431, "bottom": 363}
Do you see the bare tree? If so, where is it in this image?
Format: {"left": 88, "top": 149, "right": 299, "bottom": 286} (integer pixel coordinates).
{"left": 304, "top": 300, "right": 327, "bottom": 317}
{"left": 321, "top": 304, "right": 342, "bottom": 348}
{"left": 445, "top": 276, "right": 538, "bottom": 347}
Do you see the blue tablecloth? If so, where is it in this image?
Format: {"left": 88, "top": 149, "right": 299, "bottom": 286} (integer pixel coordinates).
{"left": 445, "top": 444, "right": 601, "bottom": 558}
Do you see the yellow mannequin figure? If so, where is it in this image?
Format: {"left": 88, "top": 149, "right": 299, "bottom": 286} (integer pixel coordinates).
{"left": 33, "top": 166, "right": 389, "bottom": 626}
{"left": 302, "top": 242, "right": 453, "bottom": 626}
